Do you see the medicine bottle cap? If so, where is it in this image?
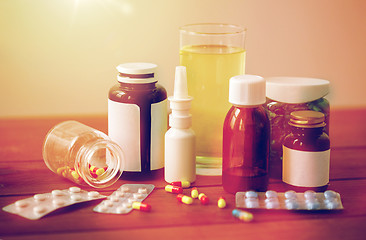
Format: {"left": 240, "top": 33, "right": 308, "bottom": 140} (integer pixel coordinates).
{"left": 229, "top": 75, "right": 266, "bottom": 106}
{"left": 265, "top": 77, "right": 329, "bottom": 104}
{"left": 289, "top": 110, "right": 326, "bottom": 128}
{"left": 117, "top": 62, "right": 157, "bottom": 84}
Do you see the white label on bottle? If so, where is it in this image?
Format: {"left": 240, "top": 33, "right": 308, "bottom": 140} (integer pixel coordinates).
{"left": 108, "top": 100, "right": 141, "bottom": 171}
{"left": 282, "top": 146, "right": 330, "bottom": 187}
{"left": 150, "top": 99, "right": 167, "bottom": 170}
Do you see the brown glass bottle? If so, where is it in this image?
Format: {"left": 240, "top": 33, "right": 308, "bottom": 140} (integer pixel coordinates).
{"left": 282, "top": 111, "right": 330, "bottom": 191}
{"left": 222, "top": 75, "right": 270, "bottom": 194}
{"left": 108, "top": 63, "right": 167, "bottom": 179}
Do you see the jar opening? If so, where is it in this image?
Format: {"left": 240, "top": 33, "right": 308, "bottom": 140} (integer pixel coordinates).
{"left": 76, "top": 140, "right": 123, "bottom": 188}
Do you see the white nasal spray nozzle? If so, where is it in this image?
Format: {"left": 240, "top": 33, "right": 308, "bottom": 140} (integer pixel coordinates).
{"left": 168, "top": 66, "right": 193, "bottom": 128}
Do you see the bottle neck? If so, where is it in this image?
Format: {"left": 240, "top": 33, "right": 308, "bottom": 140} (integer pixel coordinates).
{"left": 290, "top": 126, "right": 324, "bottom": 137}
{"left": 75, "top": 139, "right": 123, "bottom": 188}
{"left": 119, "top": 82, "right": 156, "bottom": 90}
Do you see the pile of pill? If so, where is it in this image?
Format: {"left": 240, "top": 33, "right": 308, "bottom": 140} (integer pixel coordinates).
{"left": 93, "top": 184, "right": 154, "bottom": 214}
{"left": 235, "top": 190, "right": 343, "bottom": 210}
{"left": 2, "top": 187, "right": 107, "bottom": 220}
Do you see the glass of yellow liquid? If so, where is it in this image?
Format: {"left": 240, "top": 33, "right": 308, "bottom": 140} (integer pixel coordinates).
{"left": 179, "top": 23, "right": 246, "bottom": 175}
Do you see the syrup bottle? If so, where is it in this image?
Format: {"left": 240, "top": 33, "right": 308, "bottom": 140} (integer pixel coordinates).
{"left": 222, "top": 75, "right": 270, "bottom": 194}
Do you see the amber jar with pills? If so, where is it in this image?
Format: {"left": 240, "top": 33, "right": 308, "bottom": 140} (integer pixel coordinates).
{"left": 282, "top": 111, "right": 330, "bottom": 191}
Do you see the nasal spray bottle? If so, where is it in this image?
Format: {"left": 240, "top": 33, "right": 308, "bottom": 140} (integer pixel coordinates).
{"left": 164, "top": 66, "right": 196, "bottom": 183}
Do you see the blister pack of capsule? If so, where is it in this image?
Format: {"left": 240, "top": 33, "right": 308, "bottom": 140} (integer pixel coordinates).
{"left": 2, "top": 187, "right": 107, "bottom": 220}
{"left": 93, "top": 184, "right": 154, "bottom": 214}
{"left": 236, "top": 190, "right": 343, "bottom": 210}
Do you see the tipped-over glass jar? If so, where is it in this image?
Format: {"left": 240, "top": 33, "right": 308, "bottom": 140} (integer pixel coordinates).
{"left": 43, "top": 121, "right": 124, "bottom": 188}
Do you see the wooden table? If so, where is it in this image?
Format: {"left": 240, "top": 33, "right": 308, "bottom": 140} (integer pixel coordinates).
{"left": 1, "top": 109, "right": 366, "bottom": 240}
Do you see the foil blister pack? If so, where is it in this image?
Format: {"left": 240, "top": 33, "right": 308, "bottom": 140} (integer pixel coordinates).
{"left": 236, "top": 190, "right": 343, "bottom": 210}
{"left": 2, "top": 187, "right": 107, "bottom": 220}
{"left": 93, "top": 184, "right": 155, "bottom": 214}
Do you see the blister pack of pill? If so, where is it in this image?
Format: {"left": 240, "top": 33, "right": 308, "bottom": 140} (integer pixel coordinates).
{"left": 93, "top": 184, "right": 154, "bottom": 214}
{"left": 236, "top": 190, "right": 343, "bottom": 210}
{"left": 2, "top": 187, "right": 107, "bottom": 220}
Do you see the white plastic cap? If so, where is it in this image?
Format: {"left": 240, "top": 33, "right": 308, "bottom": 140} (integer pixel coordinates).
{"left": 229, "top": 75, "right": 266, "bottom": 106}
{"left": 265, "top": 77, "right": 329, "bottom": 103}
{"left": 116, "top": 62, "right": 157, "bottom": 83}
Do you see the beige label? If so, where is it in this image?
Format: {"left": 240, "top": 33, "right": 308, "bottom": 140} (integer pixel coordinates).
{"left": 282, "top": 146, "right": 330, "bottom": 187}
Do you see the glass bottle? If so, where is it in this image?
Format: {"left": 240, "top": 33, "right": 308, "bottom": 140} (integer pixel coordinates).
{"left": 43, "top": 121, "right": 124, "bottom": 188}
{"left": 108, "top": 62, "right": 167, "bottom": 179}
{"left": 282, "top": 110, "right": 330, "bottom": 191}
{"left": 222, "top": 75, "right": 270, "bottom": 194}
{"left": 264, "top": 77, "right": 330, "bottom": 179}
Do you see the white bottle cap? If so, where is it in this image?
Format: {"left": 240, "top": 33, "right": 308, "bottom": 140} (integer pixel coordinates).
{"left": 265, "top": 77, "right": 329, "bottom": 104}
{"left": 229, "top": 75, "right": 266, "bottom": 106}
{"left": 116, "top": 62, "right": 157, "bottom": 84}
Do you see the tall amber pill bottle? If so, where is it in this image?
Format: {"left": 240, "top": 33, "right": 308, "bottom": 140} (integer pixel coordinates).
{"left": 108, "top": 63, "right": 167, "bottom": 178}
{"left": 282, "top": 110, "right": 330, "bottom": 191}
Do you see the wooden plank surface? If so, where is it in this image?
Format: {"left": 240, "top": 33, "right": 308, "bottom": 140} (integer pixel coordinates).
{"left": 1, "top": 109, "right": 366, "bottom": 239}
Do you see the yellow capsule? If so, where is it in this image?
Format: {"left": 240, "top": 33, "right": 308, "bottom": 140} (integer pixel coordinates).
{"left": 90, "top": 165, "right": 97, "bottom": 172}
{"left": 96, "top": 168, "right": 105, "bottom": 176}
{"left": 218, "top": 197, "right": 226, "bottom": 209}
{"left": 171, "top": 181, "right": 191, "bottom": 188}
{"left": 165, "top": 185, "right": 183, "bottom": 194}
{"left": 191, "top": 187, "right": 199, "bottom": 199}
{"left": 71, "top": 170, "right": 80, "bottom": 180}
{"left": 177, "top": 194, "right": 193, "bottom": 204}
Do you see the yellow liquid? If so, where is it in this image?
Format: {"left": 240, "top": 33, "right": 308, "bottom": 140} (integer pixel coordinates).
{"left": 180, "top": 45, "right": 246, "bottom": 167}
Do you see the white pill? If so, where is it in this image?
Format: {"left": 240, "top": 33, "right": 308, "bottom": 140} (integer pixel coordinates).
{"left": 111, "top": 196, "right": 120, "bottom": 202}
{"left": 245, "top": 199, "right": 259, "bottom": 208}
{"left": 69, "top": 187, "right": 81, "bottom": 193}
{"left": 120, "top": 186, "right": 130, "bottom": 192}
{"left": 122, "top": 202, "right": 132, "bottom": 208}
{"left": 266, "top": 200, "right": 280, "bottom": 209}
{"left": 138, "top": 188, "right": 147, "bottom": 194}
{"left": 116, "top": 206, "right": 127, "bottom": 214}
{"left": 304, "top": 190, "right": 316, "bottom": 200}
{"left": 15, "top": 200, "right": 29, "bottom": 208}
{"left": 115, "top": 191, "right": 125, "bottom": 197}
{"left": 88, "top": 191, "right": 100, "bottom": 198}
{"left": 245, "top": 191, "right": 258, "bottom": 198}
{"left": 71, "top": 194, "right": 82, "bottom": 201}
{"left": 284, "top": 190, "right": 297, "bottom": 199}
{"left": 128, "top": 198, "right": 136, "bottom": 204}
{"left": 285, "top": 199, "right": 299, "bottom": 210}
{"left": 324, "top": 190, "right": 337, "bottom": 199}
{"left": 133, "top": 193, "right": 144, "bottom": 199}
{"left": 98, "top": 205, "right": 108, "bottom": 213}
{"left": 53, "top": 199, "right": 65, "bottom": 206}
{"left": 33, "top": 206, "right": 47, "bottom": 214}
{"left": 52, "top": 190, "right": 65, "bottom": 197}
{"left": 306, "top": 200, "right": 320, "bottom": 210}
{"left": 265, "top": 190, "right": 278, "bottom": 199}
{"left": 103, "top": 200, "right": 114, "bottom": 207}
{"left": 34, "top": 194, "right": 47, "bottom": 201}
{"left": 325, "top": 200, "right": 340, "bottom": 209}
